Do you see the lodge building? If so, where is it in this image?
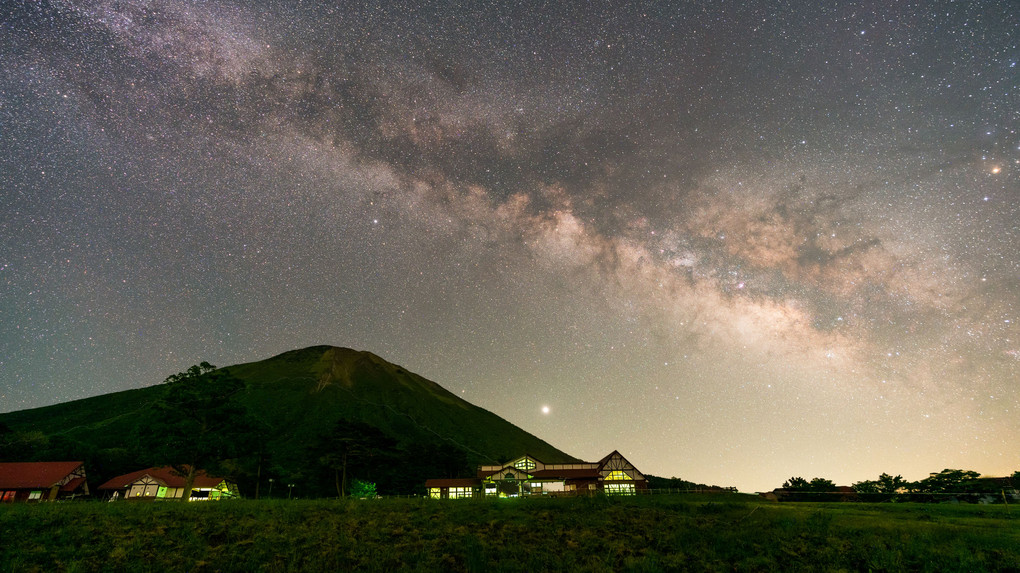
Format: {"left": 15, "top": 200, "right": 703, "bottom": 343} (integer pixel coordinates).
{"left": 426, "top": 450, "right": 647, "bottom": 499}
{"left": 98, "top": 466, "right": 239, "bottom": 501}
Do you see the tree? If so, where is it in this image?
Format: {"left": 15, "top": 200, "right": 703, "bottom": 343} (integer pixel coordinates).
{"left": 782, "top": 477, "right": 810, "bottom": 490}
{"left": 852, "top": 474, "right": 904, "bottom": 494}
{"left": 350, "top": 479, "right": 377, "bottom": 499}
{"left": 852, "top": 479, "right": 880, "bottom": 493}
{"left": 313, "top": 420, "right": 396, "bottom": 498}
{"left": 163, "top": 362, "right": 216, "bottom": 385}
{"left": 783, "top": 476, "right": 835, "bottom": 492}
{"left": 0, "top": 425, "right": 49, "bottom": 462}
{"left": 136, "top": 363, "right": 260, "bottom": 501}
{"left": 876, "top": 473, "right": 906, "bottom": 493}
{"left": 808, "top": 477, "right": 836, "bottom": 492}
{"left": 915, "top": 469, "right": 982, "bottom": 493}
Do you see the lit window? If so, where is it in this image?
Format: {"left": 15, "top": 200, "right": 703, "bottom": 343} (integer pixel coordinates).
{"left": 605, "top": 483, "right": 636, "bottom": 495}
{"left": 606, "top": 470, "right": 630, "bottom": 481}
{"left": 449, "top": 487, "right": 473, "bottom": 499}
{"left": 513, "top": 458, "right": 536, "bottom": 471}
{"left": 429, "top": 488, "right": 441, "bottom": 499}
{"left": 28, "top": 490, "right": 43, "bottom": 500}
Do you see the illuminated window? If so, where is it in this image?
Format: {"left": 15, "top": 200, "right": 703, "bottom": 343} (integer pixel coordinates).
{"left": 429, "top": 488, "right": 441, "bottom": 499}
{"left": 28, "top": 490, "right": 43, "bottom": 500}
{"left": 513, "top": 458, "right": 536, "bottom": 471}
{"left": 605, "top": 470, "right": 630, "bottom": 481}
{"left": 544, "top": 481, "right": 566, "bottom": 492}
{"left": 1, "top": 491, "right": 14, "bottom": 502}
{"left": 605, "top": 483, "right": 636, "bottom": 495}
{"left": 449, "top": 487, "right": 473, "bottom": 499}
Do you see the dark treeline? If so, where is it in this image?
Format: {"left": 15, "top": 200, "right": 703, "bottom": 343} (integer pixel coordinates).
{"left": 772, "top": 470, "right": 1020, "bottom": 502}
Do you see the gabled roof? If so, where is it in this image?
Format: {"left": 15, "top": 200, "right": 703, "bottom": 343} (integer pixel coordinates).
{"left": 597, "top": 450, "right": 645, "bottom": 479}
{"left": 0, "top": 462, "right": 84, "bottom": 489}
{"left": 470, "top": 451, "right": 647, "bottom": 484}
{"left": 98, "top": 466, "right": 228, "bottom": 490}
{"left": 596, "top": 450, "right": 627, "bottom": 467}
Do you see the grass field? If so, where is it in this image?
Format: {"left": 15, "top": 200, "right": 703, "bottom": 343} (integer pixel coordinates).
{"left": 2, "top": 494, "right": 1018, "bottom": 572}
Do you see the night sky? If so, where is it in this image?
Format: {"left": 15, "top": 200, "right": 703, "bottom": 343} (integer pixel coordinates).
{"left": 2, "top": 1, "right": 1017, "bottom": 492}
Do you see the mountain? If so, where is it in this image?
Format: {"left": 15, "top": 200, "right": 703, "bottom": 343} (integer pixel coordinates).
{"left": 0, "top": 346, "right": 577, "bottom": 495}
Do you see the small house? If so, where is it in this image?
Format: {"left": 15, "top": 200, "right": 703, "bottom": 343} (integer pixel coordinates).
{"left": 98, "top": 466, "right": 239, "bottom": 501}
{"left": 0, "top": 461, "right": 89, "bottom": 502}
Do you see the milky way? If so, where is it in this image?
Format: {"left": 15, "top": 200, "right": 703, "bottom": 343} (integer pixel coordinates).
{"left": 2, "top": 0, "right": 1017, "bottom": 491}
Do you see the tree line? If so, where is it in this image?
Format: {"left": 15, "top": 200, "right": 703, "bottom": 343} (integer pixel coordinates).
{"left": 778, "top": 469, "right": 1019, "bottom": 496}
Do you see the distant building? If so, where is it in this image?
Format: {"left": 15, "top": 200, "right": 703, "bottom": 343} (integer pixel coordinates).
{"left": 98, "top": 466, "right": 239, "bottom": 501}
{"left": 426, "top": 450, "right": 648, "bottom": 499}
{"left": 0, "top": 461, "right": 89, "bottom": 502}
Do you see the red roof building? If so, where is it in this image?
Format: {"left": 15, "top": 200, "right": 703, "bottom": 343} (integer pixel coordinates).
{"left": 0, "top": 461, "right": 89, "bottom": 503}
{"left": 98, "top": 466, "right": 239, "bottom": 501}
{"left": 426, "top": 450, "right": 648, "bottom": 499}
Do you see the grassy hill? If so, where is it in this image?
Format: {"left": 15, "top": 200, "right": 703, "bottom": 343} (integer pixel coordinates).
{"left": 0, "top": 346, "right": 577, "bottom": 495}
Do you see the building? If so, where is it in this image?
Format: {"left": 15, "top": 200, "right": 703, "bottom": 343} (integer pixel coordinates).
{"left": 0, "top": 461, "right": 89, "bottom": 502}
{"left": 426, "top": 450, "right": 647, "bottom": 499}
{"left": 98, "top": 466, "right": 239, "bottom": 501}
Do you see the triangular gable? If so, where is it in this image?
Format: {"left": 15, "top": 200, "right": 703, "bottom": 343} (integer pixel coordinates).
{"left": 597, "top": 450, "right": 645, "bottom": 481}
{"left": 99, "top": 468, "right": 160, "bottom": 490}
{"left": 506, "top": 455, "right": 543, "bottom": 473}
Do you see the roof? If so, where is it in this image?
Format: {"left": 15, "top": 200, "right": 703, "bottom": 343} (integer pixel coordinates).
{"left": 532, "top": 468, "right": 600, "bottom": 479}
{"left": 425, "top": 478, "right": 481, "bottom": 488}
{"left": 98, "top": 466, "right": 228, "bottom": 490}
{"left": 61, "top": 476, "right": 88, "bottom": 492}
{"left": 596, "top": 450, "right": 626, "bottom": 467}
{"left": 0, "top": 462, "right": 84, "bottom": 489}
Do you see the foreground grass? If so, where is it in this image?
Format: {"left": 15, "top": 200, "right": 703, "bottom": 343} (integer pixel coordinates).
{"left": 2, "top": 494, "right": 1018, "bottom": 572}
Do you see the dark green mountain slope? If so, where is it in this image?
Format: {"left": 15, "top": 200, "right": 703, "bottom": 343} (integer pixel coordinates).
{"left": 0, "top": 346, "right": 577, "bottom": 495}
